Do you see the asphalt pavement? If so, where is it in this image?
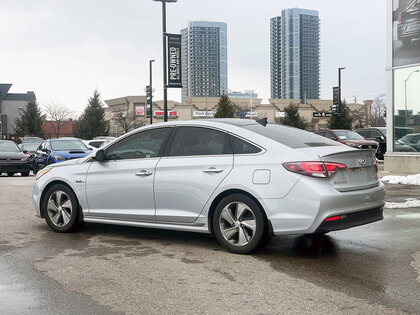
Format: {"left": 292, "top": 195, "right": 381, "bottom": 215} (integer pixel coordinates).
{"left": 0, "top": 174, "right": 419, "bottom": 314}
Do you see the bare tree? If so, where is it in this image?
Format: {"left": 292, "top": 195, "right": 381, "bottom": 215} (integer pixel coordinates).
{"left": 44, "top": 103, "right": 74, "bottom": 138}
{"left": 371, "top": 94, "right": 386, "bottom": 127}
{"left": 112, "top": 104, "right": 146, "bottom": 134}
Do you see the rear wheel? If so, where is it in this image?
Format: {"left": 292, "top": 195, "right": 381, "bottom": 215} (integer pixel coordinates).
{"left": 21, "top": 171, "right": 30, "bottom": 177}
{"left": 42, "top": 184, "right": 80, "bottom": 232}
{"left": 213, "top": 194, "right": 269, "bottom": 254}
{"left": 7, "top": 172, "right": 14, "bottom": 177}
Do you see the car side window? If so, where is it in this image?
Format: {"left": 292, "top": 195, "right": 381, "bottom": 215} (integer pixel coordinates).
{"left": 105, "top": 128, "right": 171, "bottom": 160}
{"left": 168, "top": 127, "right": 231, "bottom": 157}
{"left": 324, "top": 132, "right": 336, "bottom": 140}
{"left": 358, "top": 130, "right": 368, "bottom": 138}
{"left": 371, "top": 130, "right": 382, "bottom": 138}
{"left": 229, "top": 134, "right": 261, "bottom": 154}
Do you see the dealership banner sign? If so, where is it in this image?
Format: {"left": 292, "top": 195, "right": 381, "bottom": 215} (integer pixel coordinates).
{"left": 393, "top": 0, "right": 420, "bottom": 67}
{"left": 167, "top": 34, "right": 182, "bottom": 88}
{"left": 275, "top": 111, "right": 286, "bottom": 118}
{"left": 154, "top": 110, "right": 179, "bottom": 119}
{"left": 313, "top": 112, "right": 332, "bottom": 118}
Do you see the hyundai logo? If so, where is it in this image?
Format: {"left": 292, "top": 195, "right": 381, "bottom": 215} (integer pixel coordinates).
{"left": 358, "top": 158, "right": 366, "bottom": 165}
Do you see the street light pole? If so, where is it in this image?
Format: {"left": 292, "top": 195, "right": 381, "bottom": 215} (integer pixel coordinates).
{"left": 404, "top": 69, "right": 420, "bottom": 127}
{"left": 149, "top": 59, "right": 155, "bottom": 125}
{"left": 153, "top": 0, "right": 177, "bottom": 122}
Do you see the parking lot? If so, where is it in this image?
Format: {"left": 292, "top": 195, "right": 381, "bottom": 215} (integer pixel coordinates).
{"left": 1, "top": 174, "right": 419, "bottom": 314}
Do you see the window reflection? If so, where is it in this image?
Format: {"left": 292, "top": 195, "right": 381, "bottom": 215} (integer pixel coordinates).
{"left": 394, "top": 65, "right": 420, "bottom": 152}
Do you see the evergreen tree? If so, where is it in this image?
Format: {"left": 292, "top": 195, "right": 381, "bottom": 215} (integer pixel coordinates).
{"left": 280, "top": 103, "right": 308, "bottom": 130}
{"left": 75, "top": 90, "right": 109, "bottom": 139}
{"left": 14, "top": 100, "right": 45, "bottom": 137}
{"left": 328, "top": 101, "right": 353, "bottom": 130}
{"left": 214, "top": 94, "right": 236, "bottom": 118}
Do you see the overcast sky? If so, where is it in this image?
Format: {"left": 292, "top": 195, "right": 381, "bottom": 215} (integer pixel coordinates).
{"left": 0, "top": 0, "right": 386, "bottom": 115}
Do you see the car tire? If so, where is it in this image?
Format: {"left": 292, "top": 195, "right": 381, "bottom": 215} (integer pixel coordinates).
{"left": 21, "top": 171, "right": 30, "bottom": 177}
{"left": 212, "top": 194, "right": 269, "bottom": 254}
{"left": 402, "top": 38, "right": 412, "bottom": 47}
{"left": 42, "top": 184, "right": 81, "bottom": 233}
{"left": 7, "top": 172, "right": 14, "bottom": 177}
{"left": 32, "top": 162, "right": 39, "bottom": 175}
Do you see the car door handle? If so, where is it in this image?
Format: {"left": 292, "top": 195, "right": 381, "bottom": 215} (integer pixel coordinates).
{"left": 202, "top": 168, "right": 224, "bottom": 174}
{"left": 135, "top": 170, "right": 153, "bottom": 176}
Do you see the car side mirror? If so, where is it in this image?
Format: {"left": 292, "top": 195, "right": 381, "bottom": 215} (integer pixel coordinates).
{"left": 41, "top": 148, "right": 48, "bottom": 152}
{"left": 88, "top": 147, "right": 93, "bottom": 151}
{"left": 23, "top": 150, "right": 28, "bottom": 154}
{"left": 95, "top": 149, "right": 105, "bottom": 162}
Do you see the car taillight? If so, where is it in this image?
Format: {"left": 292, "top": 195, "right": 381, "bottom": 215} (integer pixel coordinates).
{"left": 325, "top": 215, "right": 346, "bottom": 222}
{"left": 283, "top": 162, "right": 346, "bottom": 178}
{"left": 398, "top": 12, "right": 402, "bottom": 22}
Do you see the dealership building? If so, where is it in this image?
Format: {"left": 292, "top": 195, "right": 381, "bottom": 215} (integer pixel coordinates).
{"left": 385, "top": 0, "right": 420, "bottom": 173}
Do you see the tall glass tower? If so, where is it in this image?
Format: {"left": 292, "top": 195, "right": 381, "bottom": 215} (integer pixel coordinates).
{"left": 270, "top": 8, "right": 320, "bottom": 101}
{"left": 181, "top": 21, "right": 227, "bottom": 102}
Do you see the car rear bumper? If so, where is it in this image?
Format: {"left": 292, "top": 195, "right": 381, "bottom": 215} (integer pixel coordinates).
{"left": 314, "top": 207, "right": 383, "bottom": 233}
{"left": 260, "top": 177, "right": 385, "bottom": 235}
{"left": 0, "top": 162, "right": 30, "bottom": 173}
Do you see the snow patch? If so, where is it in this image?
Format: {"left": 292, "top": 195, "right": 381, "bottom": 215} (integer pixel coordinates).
{"left": 385, "top": 198, "right": 420, "bottom": 209}
{"left": 381, "top": 174, "right": 420, "bottom": 185}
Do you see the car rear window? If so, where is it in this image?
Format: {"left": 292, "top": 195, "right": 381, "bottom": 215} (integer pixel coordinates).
{"left": 242, "top": 124, "right": 340, "bottom": 149}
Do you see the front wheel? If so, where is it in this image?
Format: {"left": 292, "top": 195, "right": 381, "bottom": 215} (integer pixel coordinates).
{"left": 42, "top": 184, "right": 80, "bottom": 232}
{"left": 21, "top": 171, "right": 30, "bottom": 177}
{"left": 212, "top": 194, "right": 269, "bottom": 254}
{"left": 7, "top": 172, "right": 14, "bottom": 177}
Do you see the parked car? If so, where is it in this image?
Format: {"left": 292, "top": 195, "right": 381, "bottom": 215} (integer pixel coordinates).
{"left": 33, "top": 119, "right": 385, "bottom": 254}
{"left": 36, "top": 138, "right": 92, "bottom": 168}
{"left": 314, "top": 129, "right": 380, "bottom": 158}
{"left": 398, "top": 133, "right": 420, "bottom": 151}
{"left": 0, "top": 140, "right": 31, "bottom": 177}
{"left": 83, "top": 137, "right": 116, "bottom": 150}
{"left": 19, "top": 138, "right": 44, "bottom": 174}
{"left": 355, "top": 127, "right": 416, "bottom": 159}
{"left": 397, "top": 0, "right": 420, "bottom": 47}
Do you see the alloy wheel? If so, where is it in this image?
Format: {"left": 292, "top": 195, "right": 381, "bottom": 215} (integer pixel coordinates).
{"left": 47, "top": 190, "right": 73, "bottom": 227}
{"left": 219, "top": 201, "right": 257, "bottom": 246}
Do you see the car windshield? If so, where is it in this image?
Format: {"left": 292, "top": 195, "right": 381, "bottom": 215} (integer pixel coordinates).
{"left": 22, "top": 142, "right": 42, "bottom": 151}
{"left": 51, "top": 140, "right": 88, "bottom": 151}
{"left": 334, "top": 130, "right": 364, "bottom": 140}
{"left": 0, "top": 142, "right": 21, "bottom": 153}
{"left": 242, "top": 123, "right": 339, "bottom": 148}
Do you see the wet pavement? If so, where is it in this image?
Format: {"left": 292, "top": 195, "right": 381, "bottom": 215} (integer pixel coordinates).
{"left": 0, "top": 175, "right": 419, "bottom": 314}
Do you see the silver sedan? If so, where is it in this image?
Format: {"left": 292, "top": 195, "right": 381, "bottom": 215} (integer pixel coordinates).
{"left": 33, "top": 119, "right": 385, "bottom": 254}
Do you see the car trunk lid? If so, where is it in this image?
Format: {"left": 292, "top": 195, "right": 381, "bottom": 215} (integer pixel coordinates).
{"left": 295, "top": 146, "right": 378, "bottom": 192}
{"left": 320, "top": 149, "right": 378, "bottom": 192}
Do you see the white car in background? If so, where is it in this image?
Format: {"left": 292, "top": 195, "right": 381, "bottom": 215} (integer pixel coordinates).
{"left": 33, "top": 119, "right": 385, "bottom": 254}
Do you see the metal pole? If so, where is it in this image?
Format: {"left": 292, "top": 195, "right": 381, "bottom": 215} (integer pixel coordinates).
{"left": 338, "top": 68, "right": 342, "bottom": 106}
{"left": 162, "top": 0, "right": 168, "bottom": 122}
{"left": 149, "top": 60, "right": 155, "bottom": 125}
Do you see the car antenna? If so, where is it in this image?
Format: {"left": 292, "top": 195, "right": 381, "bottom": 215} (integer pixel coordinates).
{"left": 256, "top": 117, "right": 268, "bottom": 127}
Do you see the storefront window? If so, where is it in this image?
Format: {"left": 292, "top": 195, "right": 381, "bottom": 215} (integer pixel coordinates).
{"left": 393, "top": 65, "right": 420, "bottom": 153}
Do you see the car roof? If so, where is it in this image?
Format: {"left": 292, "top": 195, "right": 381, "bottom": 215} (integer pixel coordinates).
{"left": 0, "top": 140, "right": 14, "bottom": 143}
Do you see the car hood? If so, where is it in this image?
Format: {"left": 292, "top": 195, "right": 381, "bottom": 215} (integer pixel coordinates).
{"left": 48, "top": 158, "right": 81, "bottom": 168}
{"left": 52, "top": 150, "right": 92, "bottom": 158}
{"left": 344, "top": 139, "right": 378, "bottom": 145}
{"left": 0, "top": 152, "right": 26, "bottom": 159}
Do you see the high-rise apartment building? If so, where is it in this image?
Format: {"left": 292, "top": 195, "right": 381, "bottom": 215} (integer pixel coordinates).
{"left": 270, "top": 8, "right": 320, "bottom": 100}
{"left": 181, "top": 21, "right": 227, "bottom": 102}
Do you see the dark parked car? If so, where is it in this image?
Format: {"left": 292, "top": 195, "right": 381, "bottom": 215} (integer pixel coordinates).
{"left": 398, "top": 133, "right": 420, "bottom": 151}
{"left": 355, "top": 127, "right": 416, "bottom": 159}
{"left": 19, "top": 138, "right": 44, "bottom": 174}
{"left": 314, "top": 129, "right": 381, "bottom": 157}
{"left": 0, "top": 140, "right": 31, "bottom": 177}
{"left": 36, "top": 138, "right": 92, "bottom": 168}
{"left": 397, "top": 0, "right": 420, "bottom": 47}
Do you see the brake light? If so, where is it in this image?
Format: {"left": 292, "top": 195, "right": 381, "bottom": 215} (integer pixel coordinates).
{"left": 325, "top": 215, "right": 346, "bottom": 222}
{"left": 398, "top": 12, "right": 402, "bottom": 22}
{"left": 283, "top": 162, "right": 346, "bottom": 178}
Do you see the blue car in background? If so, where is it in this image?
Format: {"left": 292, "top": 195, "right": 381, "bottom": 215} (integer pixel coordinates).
{"left": 36, "top": 138, "right": 92, "bottom": 168}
